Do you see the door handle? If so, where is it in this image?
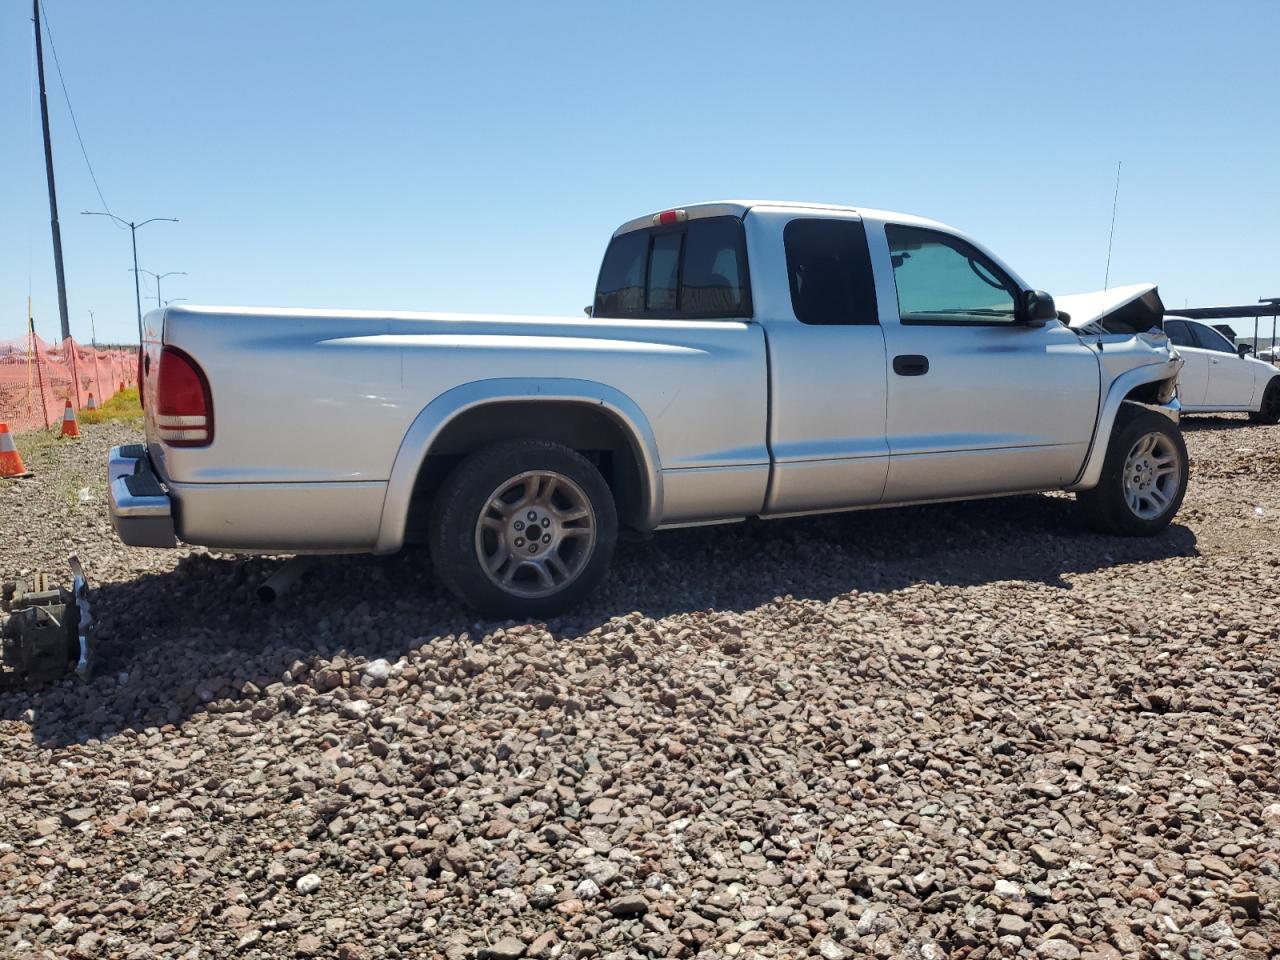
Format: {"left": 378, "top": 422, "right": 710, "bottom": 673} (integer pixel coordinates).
{"left": 893, "top": 354, "right": 930, "bottom": 376}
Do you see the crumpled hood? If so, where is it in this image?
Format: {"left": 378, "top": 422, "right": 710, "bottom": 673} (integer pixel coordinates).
{"left": 1057, "top": 283, "right": 1161, "bottom": 331}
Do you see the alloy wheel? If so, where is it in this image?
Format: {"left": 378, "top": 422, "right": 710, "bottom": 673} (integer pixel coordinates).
{"left": 1122, "top": 431, "right": 1181, "bottom": 520}
{"left": 473, "top": 470, "right": 597, "bottom": 598}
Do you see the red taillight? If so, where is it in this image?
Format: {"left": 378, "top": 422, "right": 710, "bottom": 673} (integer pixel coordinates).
{"left": 653, "top": 209, "right": 687, "bottom": 226}
{"left": 137, "top": 347, "right": 145, "bottom": 410}
{"left": 155, "top": 346, "right": 213, "bottom": 447}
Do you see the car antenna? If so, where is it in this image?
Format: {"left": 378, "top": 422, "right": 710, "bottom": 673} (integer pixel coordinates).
{"left": 1103, "top": 160, "right": 1122, "bottom": 291}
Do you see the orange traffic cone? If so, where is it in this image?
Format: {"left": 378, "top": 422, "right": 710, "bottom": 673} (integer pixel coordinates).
{"left": 0, "top": 423, "right": 31, "bottom": 478}
{"left": 60, "top": 400, "right": 80, "bottom": 438}
{"left": 86, "top": 392, "right": 97, "bottom": 410}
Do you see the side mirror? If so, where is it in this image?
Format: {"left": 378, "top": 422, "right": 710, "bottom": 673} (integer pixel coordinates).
{"left": 1021, "top": 289, "right": 1057, "bottom": 326}
{"left": 1238, "top": 342, "right": 1253, "bottom": 358}
{"left": 583, "top": 305, "right": 594, "bottom": 317}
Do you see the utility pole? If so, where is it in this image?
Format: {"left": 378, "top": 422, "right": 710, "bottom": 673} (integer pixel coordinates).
{"left": 33, "top": 0, "right": 71, "bottom": 342}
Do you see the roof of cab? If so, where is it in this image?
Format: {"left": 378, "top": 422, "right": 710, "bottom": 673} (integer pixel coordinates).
{"left": 611, "top": 200, "right": 950, "bottom": 237}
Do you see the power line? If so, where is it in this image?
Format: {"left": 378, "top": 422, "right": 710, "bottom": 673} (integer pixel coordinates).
{"left": 38, "top": 0, "right": 118, "bottom": 226}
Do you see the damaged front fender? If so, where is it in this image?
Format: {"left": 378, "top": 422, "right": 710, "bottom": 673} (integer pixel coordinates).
{"left": 1067, "top": 355, "right": 1183, "bottom": 492}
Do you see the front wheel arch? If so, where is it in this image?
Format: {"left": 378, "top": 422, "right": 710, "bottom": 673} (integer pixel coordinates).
{"left": 1066, "top": 363, "right": 1182, "bottom": 493}
{"left": 1076, "top": 407, "right": 1188, "bottom": 536}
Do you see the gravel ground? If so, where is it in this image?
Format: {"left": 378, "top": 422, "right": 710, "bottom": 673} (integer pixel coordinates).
{"left": 1, "top": 418, "right": 1278, "bottom": 960}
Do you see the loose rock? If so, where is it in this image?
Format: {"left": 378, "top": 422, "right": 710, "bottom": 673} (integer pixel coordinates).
{"left": 2, "top": 416, "right": 1279, "bottom": 957}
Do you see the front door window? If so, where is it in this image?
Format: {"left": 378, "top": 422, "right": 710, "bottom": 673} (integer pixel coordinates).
{"left": 886, "top": 225, "right": 1018, "bottom": 325}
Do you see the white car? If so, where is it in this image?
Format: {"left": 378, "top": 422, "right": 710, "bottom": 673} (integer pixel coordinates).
{"left": 1059, "top": 283, "right": 1280, "bottom": 425}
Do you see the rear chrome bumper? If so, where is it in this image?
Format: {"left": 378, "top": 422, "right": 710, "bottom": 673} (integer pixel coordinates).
{"left": 107, "top": 445, "right": 177, "bottom": 548}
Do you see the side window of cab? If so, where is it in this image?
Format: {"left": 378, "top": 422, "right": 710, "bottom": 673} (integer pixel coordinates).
{"left": 782, "top": 219, "right": 879, "bottom": 325}
{"left": 885, "top": 225, "right": 1019, "bottom": 325}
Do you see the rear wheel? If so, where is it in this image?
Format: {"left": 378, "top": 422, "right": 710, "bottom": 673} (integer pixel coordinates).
{"left": 1248, "top": 377, "right": 1280, "bottom": 425}
{"left": 1077, "top": 408, "right": 1188, "bottom": 536}
{"left": 429, "top": 440, "right": 617, "bottom": 617}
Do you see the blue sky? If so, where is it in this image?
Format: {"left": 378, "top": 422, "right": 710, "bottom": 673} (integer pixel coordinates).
{"left": 3, "top": 1, "right": 1278, "bottom": 345}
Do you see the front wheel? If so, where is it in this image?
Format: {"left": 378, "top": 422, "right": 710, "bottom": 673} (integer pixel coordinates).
{"left": 1248, "top": 377, "right": 1280, "bottom": 425}
{"left": 429, "top": 440, "right": 618, "bottom": 618}
{"left": 1076, "top": 409, "right": 1188, "bottom": 536}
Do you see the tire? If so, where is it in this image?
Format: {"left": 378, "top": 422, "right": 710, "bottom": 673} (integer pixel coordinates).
{"left": 1076, "top": 408, "right": 1188, "bottom": 536}
{"left": 428, "top": 440, "right": 618, "bottom": 618}
{"left": 1248, "top": 377, "right": 1280, "bottom": 425}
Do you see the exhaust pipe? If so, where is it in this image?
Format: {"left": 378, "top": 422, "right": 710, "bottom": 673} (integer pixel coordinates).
{"left": 258, "top": 557, "right": 314, "bottom": 603}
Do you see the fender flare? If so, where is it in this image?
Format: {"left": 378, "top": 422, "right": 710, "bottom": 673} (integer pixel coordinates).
{"left": 373, "top": 378, "right": 663, "bottom": 554}
{"left": 1066, "top": 358, "right": 1182, "bottom": 492}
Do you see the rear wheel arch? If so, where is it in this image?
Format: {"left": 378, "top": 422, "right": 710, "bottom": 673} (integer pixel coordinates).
{"left": 375, "top": 381, "right": 662, "bottom": 554}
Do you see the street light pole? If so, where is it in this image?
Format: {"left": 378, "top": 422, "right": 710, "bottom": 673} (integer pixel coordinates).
{"left": 81, "top": 212, "right": 178, "bottom": 343}
{"left": 129, "top": 269, "right": 187, "bottom": 310}
{"left": 130, "top": 226, "right": 142, "bottom": 337}
{"left": 88, "top": 309, "right": 103, "bottom": 402}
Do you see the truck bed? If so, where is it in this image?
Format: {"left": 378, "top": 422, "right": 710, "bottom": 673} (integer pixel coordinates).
{"left": 141, "top": 306, "right": 770, "bottom": 550}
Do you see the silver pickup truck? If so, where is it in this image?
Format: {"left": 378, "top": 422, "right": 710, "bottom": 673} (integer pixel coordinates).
{"left": 109, "top": 200, "right": 1186, "bottom": 615}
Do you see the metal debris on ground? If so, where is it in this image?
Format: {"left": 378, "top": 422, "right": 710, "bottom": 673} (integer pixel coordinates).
{"left": 0, "top": 555, "right": 93, "bottom": 690}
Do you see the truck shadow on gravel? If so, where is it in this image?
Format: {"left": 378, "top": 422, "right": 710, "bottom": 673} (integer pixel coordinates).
{"left": 1178, "top": 414, "right": 1257, "bottom": 432}
{"left": 5, "top": 492, "right": 1197, "bottom": 746}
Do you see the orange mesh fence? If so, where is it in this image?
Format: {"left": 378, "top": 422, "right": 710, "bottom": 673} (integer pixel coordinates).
{"left": 0, "top": 332, "right": 137, "bottom": 433}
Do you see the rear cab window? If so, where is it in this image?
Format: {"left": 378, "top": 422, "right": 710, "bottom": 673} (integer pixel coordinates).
{"left": 594, "top": 216, "right": 752, "bottom": 319}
